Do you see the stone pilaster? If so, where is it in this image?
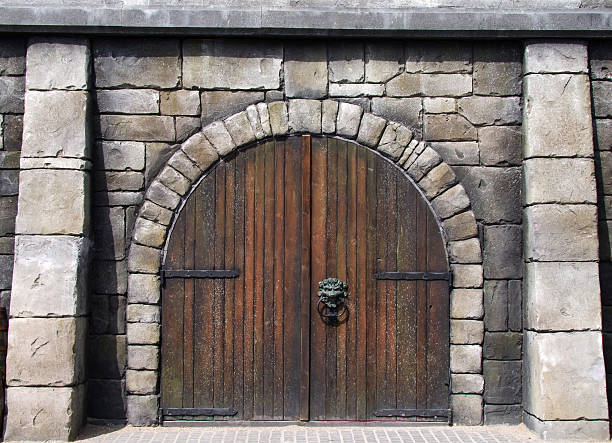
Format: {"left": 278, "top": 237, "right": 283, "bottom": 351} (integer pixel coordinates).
{"left": 522, "top": 41, "right": 609, "bottom": 440}
{"left": 5, "top": 37, "right": 91, "bottom": 441}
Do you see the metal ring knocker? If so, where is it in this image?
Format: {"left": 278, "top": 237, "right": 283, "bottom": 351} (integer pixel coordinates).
{"left": 316, "top": 278, "right": 349, "bottom": 325}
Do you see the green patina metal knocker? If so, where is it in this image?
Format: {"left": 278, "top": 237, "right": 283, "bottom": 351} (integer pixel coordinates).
{"left": 316, "top": 277, "right": 349, "bottom": 325}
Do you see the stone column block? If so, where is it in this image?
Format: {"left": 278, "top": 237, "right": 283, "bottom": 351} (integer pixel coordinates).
{"left": 450, "top": 344, "right": 482, "bottom": 373}
{"left": 450, "top": 289, "right": 483, "bottom": 319}
{"left": 6, "top": 317, "right": 86, "bottom": 387}
{"left": 524, "top": 41, "right": 588, "bottom": 74}
{"left": 127, "top": 394, "right": 158, "bottom": 426}
{"left": 524, "top": 158, "right": 597, "bottom": 204}
{"left": 284, "top": 42, "right": 327, "bottom": 99}
{"left": 451, "top": 394, "right": 482, "bottom": 425}
{"left": 26, "top": 37, "right": 90, "bottom": 90}
{"left": 523, "top": 413, "right": 609, "bottom": 441}
{"left": 4, "top": 385, "right": 85, "bottom": 441}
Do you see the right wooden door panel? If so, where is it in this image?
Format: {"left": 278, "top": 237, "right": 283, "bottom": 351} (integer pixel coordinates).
{"left": 309, "top": 137, "right": 450, "bottom": 421}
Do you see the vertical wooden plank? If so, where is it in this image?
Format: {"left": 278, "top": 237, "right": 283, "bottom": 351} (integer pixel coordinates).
{"left": 182, "top": 180, "right": 196, "bottom": 408}
{"left": 415, "top": 197, "right": 428, "bottom": 410}
{"left": 273, "top": 140, "right": 285, "bottom": 419}
{"left": 223, "top": 161, "right": 236, "bottom": 413}
{"left": 355, "top": 145, "right": 368, "bottom": 420}
{"left": 345, "top": 141, "right": 358, "bottom": 420}
{"left": 365, "top": 149, "right": 377, "bottom": 419}
{"left": 385, "top": 164, "right": 398, "bottom": 414}
{"left": 309, "top": 136, "right": 327, "bottom": 420}
{"left": 335, "top": 140, "right": 348, "bottom": 419}
{"left": 299, "top": 135, "right": 311, "bottom": 421}
{"left": 213, "top": 165, "right": 227, "bottom": 408}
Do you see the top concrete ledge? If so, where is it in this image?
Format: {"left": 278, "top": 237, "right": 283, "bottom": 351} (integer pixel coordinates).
{"left": 0, "top": 6, "right": 610, "bottom": 37}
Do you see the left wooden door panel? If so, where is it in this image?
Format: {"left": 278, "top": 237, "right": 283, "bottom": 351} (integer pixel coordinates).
{"left": 161, "top": 138, "right": 306, "bottom": 420}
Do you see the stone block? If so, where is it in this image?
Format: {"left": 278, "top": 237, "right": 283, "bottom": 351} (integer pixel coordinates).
{"left": 93, "top": 206, "right": 125, "bottom": 260}
{"left": 595, "top": 119, "right": 612, "bottom": 151}
{"left": 451, "top": 289, "right": 483, "bottom": 320}
{"left": 128, "top": 273, "right": 161, "bottom": 304}
{"left": 451, "top": 374, "right": 484, "bottom": 394}
{"left": 0, "top": 196, "right": 17, "bottom": 236}
{"left": 0, "top": 254, "right": 12, "bottom": 291}
{"left": 524, "top": 204, "right": 598, "bottom": 261}
{"left": 4, "top": 385, "right": 85, "bottom": 441}
{"left": 525, "top": 261, "right": 602, "bottom": 331}
{"left": 507, "top": 280, "right": 522, "bottom": 332}
{"left": 96, "top": 89, "right": 159, "bottom": 115}
{"left": 127, "top": 394, "right": 158, "bottom": 426}
{"left": 98, "top": 115, "right": 175, "bottom": 142}
{"left": 157, "top": 165, "right": 191, "bottom": 196}
{"left": 483, "top": 332, "right": 522, "bottom": 360}
{"left": 133, "top": 217, "right": 166, "bottom": 249}
{"left": 484, "top": 280, "right": 509, "bottom": 332}
{"left": 22, "top": 90, "right": 87, "bottom": 158}
{"left": 524, "top": 158, "right": 596, "bottom": 204}
{"left": 371, "top": 97, "right": 422, "bottom": 131}
{"left": 2, "top": 114, "right": 22, "bottom": 151}
{"left": 451, "top": 394, "right": 482, "bottom": 425}
{"left": 0, "top": 170, "right": 19, "bottom": 196}
{"left": 524, "top": 41, "right": 588, "bottom": 74}
{"left": 450, "top": 344, "right": 482, "bottom": 373}
{"left": 7, "top": 317, "right": 86, "bottom": 386}
{"left": 87, "top": 379, "right": 126, "bottom": 420}
{"left": 596, "top": 151, "right": 612, "bottom": 195}
{"left": 0, "top": 76, "right": 24, "bottom": 113}
{"left": 94, "top": 38, "right": 180, "bottom": 88}
{"left": 387, "top": 73, "right": 472, "bottom": 97}
{"left": 329, "top": 42, "right": 364, "bottom": 83}
{"left": 365, "top": 42, "right": 402, "bottom": 83}
{"left": 322, "top": 100, "right": 339, "bottom": 134}
{"left": 430, "top": 142, "right": 479, "bottom": 166}
{"left": 590, "top": 42, "right": 612, "bottom": 81}
{"left": 126, "top": 370, "right": 158, "bottom": 395}
{"left": 128, "top": 345, "right": 159, "bottom": 370}
{"left": 523, "top": 74, "right": 593, "bottom": 158}
{"left": 268, "top": 101, "right": 289, "bottom": 136}
{"left": 473, "top": 42, "right": 522, "bottom": 96}
{"left": 377, "top": 122, "right": 413, "bottom": 160}
{"left": 455, "top": 166, "right": 522, "bottom": 224}
{"left": 457, "top": 96, "right": 521, "bottom": 125}
{"left": 442, "top": 211, "right": 478, "bottom": 241}
{"left": 167, "top": 150, "right": 202, "bottom": 183}
{"left": 483, "top": 225, "right": 522, "bottom": 279}
{"left": 257, "top": 103, "right": 272, "bottom": 137}
{"left": 524, "top": 331, "right": 608, "bottom": 420}
{"left": 478, "top": 126, "right": 522, "bottom": 166}
{"left": 26, "top": 37, "right": 89, "bottom": 90}
{"left": 423, "top": 97, "right": 456, "bottom": 114}
{"left": 329, "top": 83, "right": 383, "bottom": 98}
{"left": 451, "top": 264, "right": 483, "bottom": 289}
{"left": 20, "top": 157, "right": 91, "bottom": 171}
{"left": 127, "top": 304, "right": 161, "bottom": 324}
{"left": 96, "top": 141, "right": 145, "bottom": 171}
{"left": 95, "top": 171, "right": 143, "bottom": 192}
{"left": 431, "top": 184, "right": 470, "bottom": 220}
{"left": 450, "top": 320, "right": 484, "bottom": 344}
{"left": 484, "top": 405, "right": 522, "bottom": 425}
{"left": 140, "top": 200, "right": 173, "bottom": 226}
{"left": 145, "top": 181, "right": 181, "bottom": 212}
{"left": 127, "top": 322, "right": 160, "bottom": 345}
{"left": 96, "top": 191, "right": 143, "bottom": 207}
{"left": 449, "top": 238, "right": 482, "bottom": 264}
{"left": 484, "top": 360, "right": 522, "bottom": 405}
{"left": 356, "top": 113, "right": 386, "bottom": 148}
{"left": 90, "top": 295, "right": 126, "bottom": 335}
{"left": 419, "top": 162, "right": 457, "bottom": 200}
{"left": 161, "top": 90, "right": 200, "bottom": 116}
{"left": 424, "top": 114, "right": 476, "bottom": 141}
{"left": 0, "top": 237, "right": 15, "bottom": 255}
{"left": 406, "top": 147, "right": 442, "bottom": 182}
{"left": 183, "top": 39, "right": 281, "bottom": 89}
{"left": 0, "top": 37, "right": 25, "bottom": 75}
{"left": 336, "top": 102, "right": 363, "bottom": 139}
{"left": 284, "top": 42, "right": 327, "bottom": 99}
{"left": 288, "top": 99, "right": 321, "bottom": 134}
{"left": 176, "top": 117, "right": 201, "bottom": 142}
{"left": 593, "top": 81, "right": 612, "bottom": 118}
{"left": 523, "top": 413, "right": 609, "bottom": 441}
{"left": 11, "top": 235, "right": 88, "bottom": 316}
{"left": 128, "top": 243, "right": 161, "bottom": 274}
{"left": 405, "top": 41, "right": 472, "bottom": 73}
{"left": 200, "top": 91, "right": 265, "bottom": 126}
{"left": 86, "top": 334, "right": 126, "bottom": 379}
{"left": 16, "top": 169, "right": 90, "bottom": 235}
{"left": 246, "top": 104, "right": 265, "bottom": 140}
{"left": 202, "top": 121, "right": 236, "bottom": 156}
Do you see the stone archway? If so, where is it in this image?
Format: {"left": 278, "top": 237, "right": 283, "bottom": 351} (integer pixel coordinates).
{"left": 125, "top": 99, "right": 484, "bottom": 425}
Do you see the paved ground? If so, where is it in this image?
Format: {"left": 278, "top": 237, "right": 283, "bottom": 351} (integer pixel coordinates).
{"left": 76, "top": 424, "right": 550, "bottom": 443}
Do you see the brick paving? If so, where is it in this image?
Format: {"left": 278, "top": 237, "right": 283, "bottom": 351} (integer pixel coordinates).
{"left": 76, "top": 425, "right": 552, "bottom": 443}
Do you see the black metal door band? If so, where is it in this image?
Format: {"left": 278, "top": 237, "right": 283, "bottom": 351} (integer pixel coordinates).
{"left": 162, "top": 408, "right": 238, "bottom": 417}
{"left": 161, "top": 269, "right": 239, "bottom": 286}
{"left": 374, "top": 408, "right": 450, "bottom": 419}
{"left": 374, "top": 271, "right": 450, "bottom": 281}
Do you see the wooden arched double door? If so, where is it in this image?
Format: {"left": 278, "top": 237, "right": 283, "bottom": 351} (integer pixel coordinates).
{"left": 160, "top": 136, "right": 450, "bottom": 422}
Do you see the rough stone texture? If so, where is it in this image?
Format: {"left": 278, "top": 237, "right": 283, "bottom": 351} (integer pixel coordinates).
{"left": 288, "top": 99, "right": 321, "bottom": 134}
{"left": 525, "top": 261, "right": 602, "bottom": 331}
{"left": 200, "top": 91, "right": 265, "bottom": 126}
{"left": 451, "top": 374, "right": 484, "bottom": 394}
{"left": 523, "top": 413, "right": 609, "bottom": 441}
{"left": 87, "top": 334, "right": 126, "bottom": 379}
{"left": 457, "top": 96, "right": 521, "bottom": 125}
{"left": 405, "top": 41, "right": 472, "bottom": 74}
{"left": 423, "top": 97, "right": 455, "bottom": 114}
{"left": 4, "top": 385, "right": 85, "bottom": 441}
{"left": 127, "top": 304, "right": 160, "bottom": 324}
{"left": 176, "top": 117, "right": 202, "bottom": 142}
{"left": 371, "top": 98, "right": 422, "bottom": 131}
{"left": 451, "top": 395, "right": 483, "bottom": 425}
{"left": 127, "top": 395, "right": 158, "bottom": 426}
{"left": 268, "top": 101, "right": 289, "bottom": 136}
{"left": 424, "top": 114, "right": 476, "bottom": 141}
{"left": 406, "top": 147, "right": 442, "bottom": 182}
{"left": 224, "top": 111, "right": 256, "bottom": 147}
{"left": 451, "top": 264, "right": 483, "bottom": 289}
{"left": 419, "top": 163, "right": 457, "bottom": 200}
{"left": 484, "top": 360, "right": 522, "bottom": 405}
{"left": 126, "top": 370, "right": 158, "bottom": 395}
{"left": 11, "top": 235, "right": 88, "bottom": 317}
{"left": 128, "top": 273, "right": 161, "bottom": 305}
{"left": 94, "top": 38, "right": 180, "bottom": 88}
{"left": 524, "top": 41, "right": 588, "bottom": 74}
{"left": 431, "top": 184, "right": 470, "bottom": 220}
{"left": 450, "top": 344, "right": 482, "bottom": 373}
{"left": 483, "top": 225, "right": 522, "bottom": 279}
{"left": 484, "top": 404, "right": 522, "bottom": 425}
{"left": 478, "top": 126, "right": 522, "bottom": 166}
{"left": 336, "top": 102, "right": 363, "bottom": 139}
{"left": 95, "top": 171, "right": 143, "bottom": 192}
{"left": 365, "top": 42, "right": 402, "bottom": 83}
{"left": 127, "top": 322, "right": 160, "bottom": 345}
{"left": 430, "top": 141, "right": 479, "bottom": 166}
{"left": 160, "top": 90, "right": 200, "bottom": 116}
{"left": 449, "top": 238, "right": 482, "bottom": 265}
{"left": 455, "top": 166, "right": 521, "bottom": 224}
{"left": 6, "top": 317, "right": 86, "bottom": 386}
{"left": 524, "top": 204, "right": 598, "bottom": 261}
{"left": 90, "top": 295, "right": 126, "bottom": 335}
{"left": 0, "top": 76, "right": 24, "bottom": 113}
{"left": 94, "top": 260, "right": 126, "bottom": 295}
{"left": 523, "top": 73, "right": 593, "bottom": 158}
{"left": 450, "top": 320, "right": 484, "bottom": 345}
{"left": 96, "top": 89, "right": 159, "bottom": 115}
{"left": 442, "top": 210, "right": 478, "bottom": 241}
{"left": 377, "top": 122, "right": 413, "bottom": 160}
{"left": 329, "top": 83, "right": 384, "bottom": 97}
{"left": 590, "top": 42, "right": 612, "bottom": 81}
{"left": 96, "top": 141, "right": 145, "bottom": 171}
{"left": 329, "top": 42, "right": 364, "bottom": 83}
{"left": 180, "top": 134, "right": 218, "bottom": 174}
{"left": 93, "top": 206, "right": 125, "bottom": 260}
{"left": 128, "top": 243, "right": 161, "bottom": 274}
{"left": 387, "top": 73, "right": 472, "bottom": 97}
{"left": 595, "top": 119, "right": 612, "bottom": 151}
{"left": 87, "top": 379, "right": 125, "bottom": 420}
{"left": 524, "top": 331, "right": 608, "bottom": 420}
{"left": 285, "top": 42, "right": 327, "bottom": 99}
{"left": 133, "top": 217, "right": 166, "bottom": 249}
{"left": 451, "top": 289, "right": 483, "bottom": 320}
{"left": 484, "top": 280, "right": 508, "bottom": 332}
{"left": 592, "top": 81, "right": 612, "bottom": 118}
{"left": 483, "top": 332, "right": 522, "bottom": 360}
{"left": 26, "top": 37, "right": 89, "bottom": 90}
{"left": 167, "top": 150, "right": 202, "bottom": 183}
{"left": 98, "top": 115, "right": 175, "bottom": 142}
{"left": 524, "top": 158, "right": 596, "bottom": 204}
{"left": 201, "top": 121, "right": 235, "bottom": 157}
{"left": 183, "top": 39, "right": 282, "bottom": 89}
{"left": 22, "top": 90, "right": 88, "bottom": 158}
{"left": 473, "top": 42, "right": 522, "bottom": 96}
{"left": 355, "top": 113, "right": 386, "bottom": 148}
{"left": 15, "top": 169, "right": 89, "bottom": 235}
{"left": 3, "top": 114, "right": 23, "bottom": 151}
{"left": 322, "top": 100, "right": 339, "bottom": 134}
{"left": 128, "top": 345, "right": 159, "bottom": 371}
{"left": 0, "top": 37, "right": 26, "bottom": 75}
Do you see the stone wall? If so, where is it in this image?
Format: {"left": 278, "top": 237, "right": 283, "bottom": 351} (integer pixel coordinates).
{"left": 592, "top": 41, "right": 612, "bottom": 426}
{"left": 87, "top": 37, "right": 524, "bottom": 424}
{"left": 0, "top": 38, "right": 25, "bottom": 313}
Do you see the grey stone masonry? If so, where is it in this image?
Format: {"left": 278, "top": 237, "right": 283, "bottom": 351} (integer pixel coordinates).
{"left": 522, "top": 41, "right": 609, "bottom": 441}
{"left": 5, "top": 37, "right": 91, "bottom": 441}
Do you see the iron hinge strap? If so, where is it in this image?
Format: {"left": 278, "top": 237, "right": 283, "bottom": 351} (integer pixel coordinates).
{"left": 373, "top": 408, "right": 450, "bottom": 419}
{"left": 374, "top": 271, "right": 450, "bottom": 281}
{"left": 161, "top": 269, "right": 240, "bottom": 286}
{"left": 161, "top": 407, "right": 238, "bottom": 417}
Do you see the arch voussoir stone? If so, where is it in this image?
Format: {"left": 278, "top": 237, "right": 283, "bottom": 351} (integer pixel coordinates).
{"left": 126, "top": 99, "right": 485, "bottom": 426}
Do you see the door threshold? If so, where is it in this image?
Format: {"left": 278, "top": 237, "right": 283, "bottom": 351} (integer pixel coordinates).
{"left": 162, "top": 420, "right": 449, "bottom": 427}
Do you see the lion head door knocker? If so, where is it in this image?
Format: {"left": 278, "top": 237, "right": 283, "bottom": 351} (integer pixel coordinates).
{"left": 316, "top": 278, "right": 349, "bottom": 325}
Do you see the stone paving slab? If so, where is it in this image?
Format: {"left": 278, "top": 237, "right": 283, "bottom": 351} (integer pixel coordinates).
{"left": 69, "top": 424, "right": 559, "bottom": 443}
